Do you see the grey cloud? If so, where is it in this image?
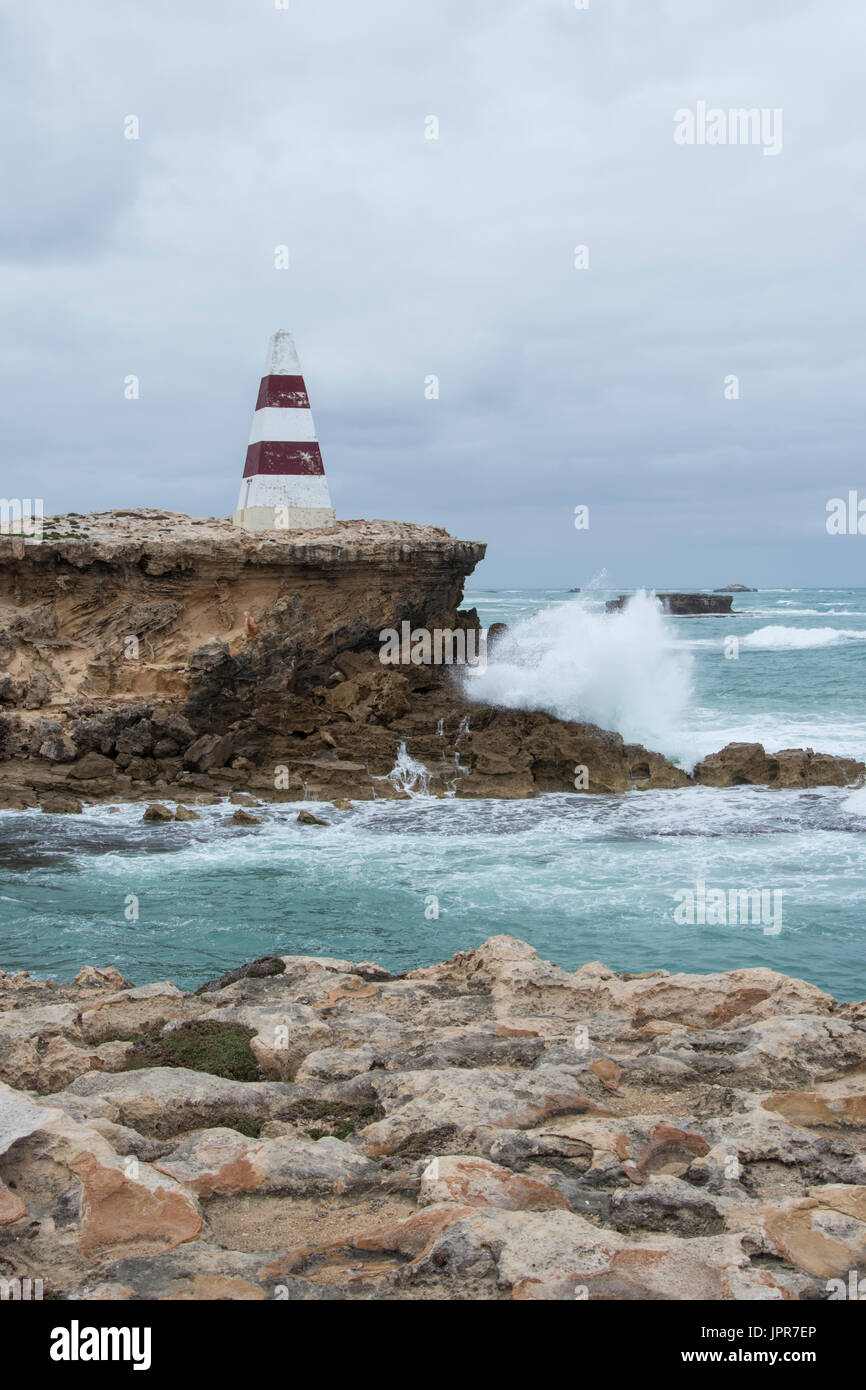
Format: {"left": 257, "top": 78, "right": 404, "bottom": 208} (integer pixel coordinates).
{"left": 0, "top": 0, "right": 864, "bottom": 587}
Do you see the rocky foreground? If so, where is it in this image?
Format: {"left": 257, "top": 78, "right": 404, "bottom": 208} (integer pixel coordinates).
{"left": 1, "top": 935, "right": 865, "bottom": 1300}
{"left": 0, "top": 510, "right": 862, "bottom": 807}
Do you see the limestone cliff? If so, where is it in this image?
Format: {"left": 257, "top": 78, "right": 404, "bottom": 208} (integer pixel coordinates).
{"left": 0, "top": 510, "right": 484, "bottom": 711}
{"left": 0, "top": 511, "right": 861, "bottom": 808}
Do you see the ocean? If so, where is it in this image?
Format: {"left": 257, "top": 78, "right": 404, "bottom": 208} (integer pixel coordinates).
{"left": 1, "top": 587, "right": 864, "bottom": 998}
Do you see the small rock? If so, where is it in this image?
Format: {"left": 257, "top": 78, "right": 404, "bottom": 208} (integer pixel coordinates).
{"left": 231, "top": 808, "right": 261, "bottom": 825}
{"left": 174, "top": 805, "right": 200, "bottom": 821}
{"left": 39, "top": 733, "right": 78, "bottom": 763}
{"left": 196, "top": 955, "right": 286, "bottom": 994}
{"left": 73, "top": 966, "right": 133, "bottom": 989}
{"left": 590, "top": 1058, "right": 623, "bottom": 1093}
{"left": 142, "top": 803, "right": 174, "bottom": 822}
{"left": 229, "top": 793, "right": 260, "bottom": 806}
{"left": 40, "top": 792, "right": 83, "bottom": 814}
{"left": 332, "top": 799, "right": 354, "bottom": 811}
{"left": 66, "top": 751, "right": 116, "bottom": 780}
{"left": 297, "top": 810, "right": 328, "bottom": 826}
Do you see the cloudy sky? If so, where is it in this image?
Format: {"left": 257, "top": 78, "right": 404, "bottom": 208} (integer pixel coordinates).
{"left": 2, "top": 0, "right": 865, "bottom": 587}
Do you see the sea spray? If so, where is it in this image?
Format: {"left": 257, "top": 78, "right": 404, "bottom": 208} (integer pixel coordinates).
{"left": 380, "top": 741, "right": 432, "bottom": 797}
{"left": 461, "top": 590, "right": 693, "bottom": 759}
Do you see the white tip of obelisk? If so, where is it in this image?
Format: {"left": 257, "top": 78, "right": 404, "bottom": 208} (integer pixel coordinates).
{"left": 264, "top": 330, "right": 302, "bottom": 377}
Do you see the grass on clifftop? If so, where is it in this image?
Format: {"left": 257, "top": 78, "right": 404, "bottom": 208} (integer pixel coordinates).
{"left": 121, "top": 1020, "right": 260, "bottom": 1081}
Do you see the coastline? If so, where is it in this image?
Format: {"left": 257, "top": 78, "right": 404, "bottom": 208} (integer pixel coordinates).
{"left": 1, "top": 512, "right": 863, "bottom": 810}
{"left": 2, "top": 518, "right": 865, "bottom": 1303}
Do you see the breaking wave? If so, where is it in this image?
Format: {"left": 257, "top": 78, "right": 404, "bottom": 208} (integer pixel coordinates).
{"left": 463, "top": 590, "right": 693, "bottom": 757}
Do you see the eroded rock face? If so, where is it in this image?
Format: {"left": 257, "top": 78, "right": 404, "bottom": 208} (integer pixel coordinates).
{"left": 0, "top": 510, "right": 484, "bottom": 717}
{"left": 2, "top": 511, "right": 860, "bottom": 807}
{"left": 1, "top": 934, "right": 865, "bottom": 1300}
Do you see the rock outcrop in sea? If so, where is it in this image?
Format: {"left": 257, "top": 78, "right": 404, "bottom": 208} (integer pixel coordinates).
{"left": 606, "top": 593, "right": 735, "bottom": 615}
{"left": 1, "top": 935, "right": 865, "bottom": 1300}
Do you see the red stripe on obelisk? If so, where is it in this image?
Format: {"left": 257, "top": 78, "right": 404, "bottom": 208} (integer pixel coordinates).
{"left": 243, "top": 442, "right": 325, "bottom": 477}
{"left": 255, "top": 375, "right": 310, "bottom": 410}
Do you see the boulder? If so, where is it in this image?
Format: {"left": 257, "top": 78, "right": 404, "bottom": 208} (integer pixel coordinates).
{"left": 40, "top": 791, "right": 83, "bottom": 814}
{"left": 38, "top": 733, "right": 78, "bottom": 762}
{"left": 74, "top": 966, "right": 133, "bottom": 990}
{"left": 66, "top": 751, "right": 117, "bottom": 780}
{"left": 0, "top": 1081, "right": 202, "bottom": 1260}
{"left": 183, "top": 734, "right": 234, "bottom": 773}
{"left": 115, "top": 720, "right": 154, "bottom": 757}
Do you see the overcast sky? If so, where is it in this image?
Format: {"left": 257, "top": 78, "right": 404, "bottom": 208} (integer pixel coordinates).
{"left": 2, "top": 0, "right": 865, "bottom": 587}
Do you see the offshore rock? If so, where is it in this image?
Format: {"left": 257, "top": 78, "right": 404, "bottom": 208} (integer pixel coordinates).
{"left": 606, "top": 593, "right": 734, "bottom": 616}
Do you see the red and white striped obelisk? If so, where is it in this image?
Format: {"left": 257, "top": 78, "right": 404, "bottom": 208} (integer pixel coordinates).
{"left": 232, "top": 330, "right": 336, "bottom": 531}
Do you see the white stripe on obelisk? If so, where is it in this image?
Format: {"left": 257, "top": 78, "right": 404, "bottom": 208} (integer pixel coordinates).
{"left": 248, "top": 407, "right": 317, "bottom": 445}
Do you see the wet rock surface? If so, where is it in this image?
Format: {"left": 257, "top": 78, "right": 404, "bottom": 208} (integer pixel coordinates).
{"left": 1, "top": 934, "right": 865, "bottom": 1300}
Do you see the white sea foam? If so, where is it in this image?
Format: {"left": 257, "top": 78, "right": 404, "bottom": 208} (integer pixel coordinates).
{"left": 740, "top": 626, "right": 866, "bottom": 651}
{"left": 462, "top": 590, "right": 693, "bottom": 756}
{"left": 760, "top": 606, "right": 863, "bottom": 617}
{"left": 381, "top": 741, "right": 432, "bottom": 797}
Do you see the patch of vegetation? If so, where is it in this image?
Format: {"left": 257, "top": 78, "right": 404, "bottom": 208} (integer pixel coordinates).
{"left": 121, "top": 1020, "right": 260, "bottom": 1081}
{"left": 283, "top": 1097, "right": 379, "bottom": 1141}
{"left": 207, "top": 1114, "right": 264, "bottom": 1138}
{"left": 387, "top": 1125, "right": 461, "bottom": 1162}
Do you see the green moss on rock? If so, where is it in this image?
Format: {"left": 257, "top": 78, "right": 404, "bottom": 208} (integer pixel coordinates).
{"left": 122, "top": 1020, "right": 260, "bottom": 1081}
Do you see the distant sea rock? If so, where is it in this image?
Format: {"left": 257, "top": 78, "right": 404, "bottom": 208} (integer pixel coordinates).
{"left": 606, "top": 593, "right": 734, "bottom": 616}
{"left": 713, "top": 583, "right": 756, "bottom": 592}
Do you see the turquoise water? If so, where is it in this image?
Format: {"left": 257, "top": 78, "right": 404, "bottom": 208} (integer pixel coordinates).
{"left": 1, "top": 588, "right": 864, "bottom": 997}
